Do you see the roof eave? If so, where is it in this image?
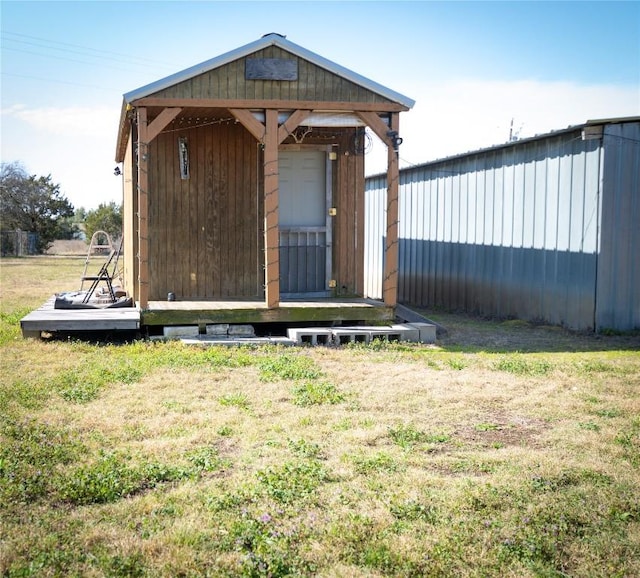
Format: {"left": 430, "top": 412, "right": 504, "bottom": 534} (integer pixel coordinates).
{"left": 123, "top": 33, "right": 415, "bottom": 109}
{"left": 115, "top": 101, "right": 130, "bottom": 163}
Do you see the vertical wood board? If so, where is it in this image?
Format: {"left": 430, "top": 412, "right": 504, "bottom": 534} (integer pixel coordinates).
{"left": 150, "top": 46, "right": 396, "bottom": 105}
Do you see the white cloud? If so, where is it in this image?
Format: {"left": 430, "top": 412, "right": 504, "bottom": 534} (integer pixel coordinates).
{"left": 1, "top": 104, "right": 116, "bottom": 138}
{"left": 366, "top": 79, "right": 639, "bottom": 174}
{"left": 1, "top": 105, "right": 122, "bottom": 210}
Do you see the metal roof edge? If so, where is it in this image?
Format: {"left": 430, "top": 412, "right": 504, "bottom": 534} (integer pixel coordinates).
{"left": 115, "top": 100, "right": 129, "bottom": 163}
{"left": 273, "top": 35, "right": 415, "bottom": 109}
{"left": 367, "top": 116, "right": 640, "bottom": 180}
{"left": 586, "top": 115, "right": 640, "bottom": 125}
{"left": 123, "top": 33, "right": 415, "bottom": 108}
{"left": 123, "top": 35, "right": 274, "bottom": 103}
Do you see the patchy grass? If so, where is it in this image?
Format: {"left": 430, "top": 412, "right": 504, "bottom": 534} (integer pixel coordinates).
{"left": 291, "top": 380, "right": 346, "bottom": 407}
{"left": 1, "top": 257, "right": 640, "bottom": 577}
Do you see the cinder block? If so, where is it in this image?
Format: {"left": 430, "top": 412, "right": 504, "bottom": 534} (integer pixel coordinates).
{"left": 407, "top": 322, "right": 437, "bottom": 344}
{"left": 163, "top": 325, "right": 199, "bottom": 338}
{"left": 390, "top": 324, "right": 421, "bottom": 342}
{"left": 287, "top": 328, "right": 334, "bottom": 346}
{"left": 331, "top": 328, "right": 370, "bottom": 344}
{"left": 206, "top": 323, "right": 229, "bottom": 335}
{"left": 228, "top": 324, "right": 255, "bottom": 336}
{"left": 349, "top": 325, "right": 416, "bottom": 343}
{"left": 355, "top": 326, "right": 397, "bottom": 341}
{"left": 370, "top": 329, "right": 404, "bottom": 341}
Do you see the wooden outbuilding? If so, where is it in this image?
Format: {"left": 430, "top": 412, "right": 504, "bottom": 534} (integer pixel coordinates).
{"left": 115, "top": 33, "right": 414, "bottom": 329}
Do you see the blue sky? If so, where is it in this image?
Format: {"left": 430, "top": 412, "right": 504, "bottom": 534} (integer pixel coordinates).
{"left": 2, "top": 0, "right": 639, "bottom": 210}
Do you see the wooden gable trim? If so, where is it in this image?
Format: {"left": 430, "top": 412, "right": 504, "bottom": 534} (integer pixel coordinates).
{"left": 123, "top": 34, "right": 415, "bottom": 109}
{"left": 132, "top": 97, "right": 409, "bottom": 113}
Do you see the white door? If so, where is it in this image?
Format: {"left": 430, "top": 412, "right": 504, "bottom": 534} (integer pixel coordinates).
{"left": 279, "top": 149, "right": 331, "bottom": 297}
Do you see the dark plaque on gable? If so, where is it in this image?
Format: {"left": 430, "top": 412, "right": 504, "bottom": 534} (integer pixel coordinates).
{"left": 246, "top": 58, "right": 298, "bottom": 81}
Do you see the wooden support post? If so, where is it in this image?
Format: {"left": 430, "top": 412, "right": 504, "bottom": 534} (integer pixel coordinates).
{"left": 383, "top": 112, "right": 400, "bottom": 307}
{"left": 356, "top": 111, "right": 401, "bottom": 307}
{"left": 137, "top": 107, "right": 150, "bottom": 309}
{"left": 263, "top": 109, "right": 280, "bottom": 308}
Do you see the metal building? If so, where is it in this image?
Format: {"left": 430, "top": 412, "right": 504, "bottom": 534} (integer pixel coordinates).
{"left": 365, "top": 117, "right": 640, "bottom": 332}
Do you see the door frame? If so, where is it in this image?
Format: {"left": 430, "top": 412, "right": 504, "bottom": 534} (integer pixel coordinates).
{"left": 279, "top": 144, "right": 333, "bottom": 299}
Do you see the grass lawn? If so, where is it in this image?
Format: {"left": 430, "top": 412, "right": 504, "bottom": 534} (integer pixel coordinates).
{"left": 1, "top": 256, "right": 639, "bottom": 577}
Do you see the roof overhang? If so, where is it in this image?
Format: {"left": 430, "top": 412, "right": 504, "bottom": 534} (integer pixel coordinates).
{"left": 123, "top": 33, "right": 415, "bottom": 109}
{"left": 116, "top": 33, "right": 415, "bottom": 162}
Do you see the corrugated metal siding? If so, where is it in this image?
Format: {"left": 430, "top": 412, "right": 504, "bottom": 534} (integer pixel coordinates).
{"left": 595, "top": 122, "right": 640, "bottom": 331}
{"left": 366, "top": 122, "right": 639, "bottom": 331}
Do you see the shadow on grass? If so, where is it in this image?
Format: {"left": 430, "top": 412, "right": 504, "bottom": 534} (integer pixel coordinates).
{"left": 420, "top": 309, "right": 640, "bottom": 354}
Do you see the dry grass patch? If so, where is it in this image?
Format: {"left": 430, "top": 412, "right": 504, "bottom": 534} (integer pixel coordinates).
{"left": 2, "top": 257, "right": 640, "bottom": 577}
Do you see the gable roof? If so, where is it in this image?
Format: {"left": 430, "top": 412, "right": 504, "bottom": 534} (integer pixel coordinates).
{"left": 123, "top": 33, "right": 415, "bottom": 109}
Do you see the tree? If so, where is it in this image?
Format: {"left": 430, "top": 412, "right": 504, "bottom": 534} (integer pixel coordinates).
{"left": 84, "top": 201, "right": 123, "bottom": 243}
{"left": 0, "top": 161, "right": 75, "bottom": 253}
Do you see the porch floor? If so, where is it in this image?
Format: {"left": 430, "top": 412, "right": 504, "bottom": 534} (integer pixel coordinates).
{"left": 21, "top": 296, "right": 141, "bottom": 338}
{"left": 142, "top": 298, "right": 394, "bottom": 327}
{"left": 20, "top": 296, "right": 395, "bottom": 338}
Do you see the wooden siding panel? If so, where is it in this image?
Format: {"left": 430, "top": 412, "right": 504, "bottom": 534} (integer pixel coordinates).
{"left": 145, "top": 123, "right": 365, "bottom": 302}
{"left": 189, "top": 129, "right": 200, "bottom": 296}
{"left": 151, "top": 133, "right": 162, "bottom": 295}
{"left": 150, "top": 46, "right": 396, "bottom": 105}
{"left": 219, "top": 122, "right": 232, "bottom": 295}
{"left": 171, "top": 132, "right": 182, "bottom": 298}
{"left": 177, "top": 132, "right": 189, "bottom": 297}
{"left": 194, "top": 125, "right": 204, "bottom": 296}
{"left": 122, "top": 133, "right": 137, "bottom": 300}
{"left": 204, "top": 127, "right": 215, "bottom": 297}
{"left": 148, "top": 122, "right": 260, "bottom": 300}
{"left": 211, "top": 124, "right": 222, "bottom": 296}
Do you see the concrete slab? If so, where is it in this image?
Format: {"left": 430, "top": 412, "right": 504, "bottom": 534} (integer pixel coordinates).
{"left": 180, "top": 336, "right": 296, "bottom": 346}
{"left": 163, "top": 325, "right": 199, "bottom": 338}
{"left": 228, "top": 324, "right": 255, "bottom": 336}
{"left": 206, "top": 323, "right": 229, "bottom": 335}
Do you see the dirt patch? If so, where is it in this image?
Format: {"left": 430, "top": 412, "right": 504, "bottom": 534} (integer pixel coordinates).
{"left": 455, "top": 414, "right": 549, "bottom": 449}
